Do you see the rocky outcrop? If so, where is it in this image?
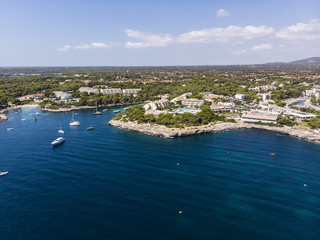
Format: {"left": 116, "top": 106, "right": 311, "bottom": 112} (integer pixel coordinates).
{"left": 108, "top": 120, "right": 320, "bottom": 143}
{"left": 0, "top": 114, "right": 8, "bottom": 122}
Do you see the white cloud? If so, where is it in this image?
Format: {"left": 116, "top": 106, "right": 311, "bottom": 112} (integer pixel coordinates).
{"left": 125, "top": 29, "right": 174, "bottom": 48}
{"left": 231, "top": 50, "right": 248, "bottom": 55}
{"left": 251, "top": 44, "right": 273, "bottom": 51}
{"left": 57, "top": 45, "right": 72, "bottom": 52}
{"left": 57, "top": 42, "right": 121, "bottom": 51}
{"left": 177, "top": 25, "right": 275, "bottom": 43}
{"left": 217, "top": 9, "right": 232, "bottom": 17}
{"left": 276, "top": 19, "right": 320, "bottom": 40}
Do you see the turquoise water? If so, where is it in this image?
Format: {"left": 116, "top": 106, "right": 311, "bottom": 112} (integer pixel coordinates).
{"left": 0, "top": 106, "right": 320, "bottom": 240}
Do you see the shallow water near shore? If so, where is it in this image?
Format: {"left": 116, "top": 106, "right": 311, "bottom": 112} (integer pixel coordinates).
{"left": 0, "top": 106, "right": 320, "bottom": 240}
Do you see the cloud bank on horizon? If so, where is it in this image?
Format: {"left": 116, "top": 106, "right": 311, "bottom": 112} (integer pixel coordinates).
{"left": 57, "top": 18, "right": 320, "bottom": 57}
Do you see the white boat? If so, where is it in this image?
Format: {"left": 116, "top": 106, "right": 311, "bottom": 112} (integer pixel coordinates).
{"left": 7, "top": 128, "right": 14, "bottom": 131}
{"left": 113, "top": 110, "right": 120, "bottom": 113}
{"left": 87, "top": 126, "right": 95, "bottom": 130}
{"left": 21, "top": 118, "right": 26, "bottom": 121}
{"left": 36, "top": 112, "right": 39, "bottom": 115}
{"left": 58, "top": 121, "right": 64, "bottom": 134}
{"left": 51, "top": 137, "right": 65, "bottom": 146}
{"left": 93, "top": 102, "right": 102, "bottom": 115}
{"left": 0, "top": 171, "right": 8, "bottom": 176}
{"left": 69, "top": 112, "right": 80, "bottom": 126}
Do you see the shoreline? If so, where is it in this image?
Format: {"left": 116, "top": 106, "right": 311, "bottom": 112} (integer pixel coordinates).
{"left": 108, "top": 120, "right": 320, "bottom": 144}
{"left": 0, "top": 102, "right": 142, "bottom": 117}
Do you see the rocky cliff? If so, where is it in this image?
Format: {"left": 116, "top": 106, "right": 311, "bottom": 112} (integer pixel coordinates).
{"left": 109, "top": 120, "right": 320, "bottom": 143}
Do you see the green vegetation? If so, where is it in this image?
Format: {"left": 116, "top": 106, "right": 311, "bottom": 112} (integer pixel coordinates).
{"left": 243, "top": 121, "right": 283, "bottom": 127}
{"left": 275, "top": 100, "right": 286, "bottom": 107}
{"left": 277, "top": 114, "right": 297, "bottom": 126}
{"left": 115, "top": 105, "right": 231, "bottom": 128}
{"left": 308, "top": 117, "right": 320, "bottom": 129}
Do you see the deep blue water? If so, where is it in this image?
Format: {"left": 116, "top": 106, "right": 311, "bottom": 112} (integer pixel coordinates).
{"left": 0, "top": 106, "right": 320, "bottom": 240}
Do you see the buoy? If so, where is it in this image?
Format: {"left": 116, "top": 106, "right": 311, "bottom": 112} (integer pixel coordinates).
{"left": 304, "top": 184, "right": 307, "bottom": 187}
{"left": 179, "top": 211, "right": 183, "bottom": 214}
{"left": 177, "top": 163, "right": 180, "bottom": 166}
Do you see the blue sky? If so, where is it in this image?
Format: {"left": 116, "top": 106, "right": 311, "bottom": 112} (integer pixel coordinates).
{"left": 1, "top": 0, "right": 320, "bottom": 66}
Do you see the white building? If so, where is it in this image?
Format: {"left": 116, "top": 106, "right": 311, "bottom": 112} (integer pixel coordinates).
{"left": 181, "top": 98, "right": 204, "bottom": 107}
{"left": 170, "top": 93, "right": 192, "bottom": 103}
{"left": 304, "top": 88, "right": 320, "bottom": 99}
{"left": 249, "top": 85, "right": 277, "bottom": 93}
{"left": 287, "top": 111, "right": 317, "bottom": 121}
{"left": 101, "top": 88, "right": 122, "bottom": 95}
{"left": 144, "top": 99, "right": 169, "bottom": 111}
{"left": 78, "top": 87, "right": 99, "bottom": 94}
{"left": 122, "top": 89, "right": 142, "bottom": 96}
{"left": 210, "top": 102, "right": 234, "bottom": 112}
{"left": 53, "top": 91, "right": 72, "bottom": 100}
{"left": 258, "top": 93, "right": 271, "bottom": 103}
{"left": 241, "top": 112, "right": 278, "bottom": 123}
{"left": 234, "top": 94, "right": 246, "bottom": 101}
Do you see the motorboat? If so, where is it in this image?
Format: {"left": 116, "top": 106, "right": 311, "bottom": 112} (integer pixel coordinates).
{"left": 0, "top": 171, "right": 8, "bottom": 176}
{"left": 113, "top": 110, "right": 121, "bottom": 113}
{"left": 36, "top": 112, "right": 39, "bottom": 115}
{"left": 69, "top": 111, "right": 80, "bottom": 126}
{"left": 87, "top": 126, "right": 95, "bottom": 130}
{"left": 51, "top": 137, "right": 65, "bottom": 146}
{"left": 7, "top": 128, "right": 14, "bottom": 131}
{"left": 21, "top": 118, "right": 26, "bottom": 121}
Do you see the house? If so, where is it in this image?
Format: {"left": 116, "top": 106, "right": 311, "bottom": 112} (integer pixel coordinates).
{"left": 53, "top": 91, "right": 72, "bottom": 100}
{"left": 181, "top": 98, "right": 204, "bottom": 107}
{"left": 234, "top": 94, "right": 246, "bottom": 101}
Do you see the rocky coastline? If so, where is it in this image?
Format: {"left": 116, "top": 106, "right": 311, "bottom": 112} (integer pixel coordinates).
{"left": 108, "top": 120, "right": 320, "bottom": 144}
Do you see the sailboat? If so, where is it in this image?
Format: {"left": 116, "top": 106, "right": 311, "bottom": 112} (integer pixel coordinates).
{"left": 69, "top": 111, "right": 80, "bottom": 126}
{"left": 93, "top": 102, "right": 102, "bottom": 115}
{"left": 58, "top": 121, "right": 64, "bottom": 134}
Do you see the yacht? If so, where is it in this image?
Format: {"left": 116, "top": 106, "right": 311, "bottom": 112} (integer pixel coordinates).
{"left": 93, "top": 102, "right": 102, "bottom": 115}
{"left": 69, "top": 112, "right": 80, "bottom": 126}
{"left": 0, "top": 171, "right": 8, "bottom": 176}
{"left": 87, "top": 126, "right": 95, "bottom": 130}
{"left": 51, "top": 137, "right": 65, "bottom": 146}
{"left": 58, "top": 121, "right": 64, "bottom": 134}
{"left": 21, "top": 118, "right": 26, "bottom": 122}
{"left": 36, "top": 112, "right": 39, "bottom": 115}
{"left": 7, "top": 128, "right": 14, "bottom": 131}
{"left": 113, "top": 110, "right": 121, "bottom": 113}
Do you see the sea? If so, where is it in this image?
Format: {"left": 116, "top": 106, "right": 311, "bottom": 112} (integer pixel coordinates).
{"left": 0, "top": 106, "right": 319, "bottom": 240}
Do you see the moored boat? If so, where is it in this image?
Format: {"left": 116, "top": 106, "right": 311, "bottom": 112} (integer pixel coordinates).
{"left": 7, "top": 128, "right": 14, "bottom": 131}
{"left": 70, "top": 112, "right": 80, "bottom": 126}
{"left": 87, "top": 126, "right": 95, "bottom": 130}
{"left": 113, "top": 110, "right": 121, "bottom": 113}
{"left": 51, "top": 137, "right": 65, "bottom": 146}
{"left": 93, "top": 102, "right": 102, "bottom": 115}
{"left": 0, "top": 171, "right": 8, "bottom": 176}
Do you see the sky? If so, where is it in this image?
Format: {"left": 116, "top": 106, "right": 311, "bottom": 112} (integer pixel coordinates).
{"left": 1, "top": 0, "right": 320, "bottom": 66}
